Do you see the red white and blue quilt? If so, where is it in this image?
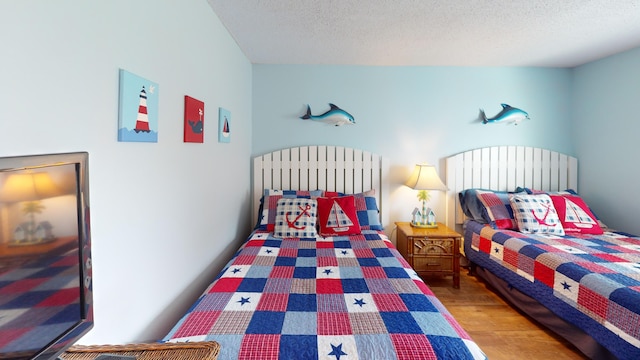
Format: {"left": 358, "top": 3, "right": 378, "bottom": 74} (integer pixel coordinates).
{"left": 464, "top": 220, "right": 640, "bottom": 360}
{"left": 163, "top": 230, "right": 486, "bottom": 360}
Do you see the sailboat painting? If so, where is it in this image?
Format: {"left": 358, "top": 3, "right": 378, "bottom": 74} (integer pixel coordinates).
{"left": 218, "top": 107, "right": 231, "bottom": 143}
{"left": 118, "top": 69, "right": 159, "bottom": 142}
{"left": 184, "top": 96, "right": 204, "bottom": 143}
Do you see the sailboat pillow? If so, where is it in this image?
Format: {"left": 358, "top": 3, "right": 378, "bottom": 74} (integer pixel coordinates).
{"left": 323, "top": 190, "right": 383, "bottom": 230}
{"left": 317, "top": 195, "right": 362, "bottom": 236}
{"left": 549, "top": 194, "right": 603, "bottom": 234}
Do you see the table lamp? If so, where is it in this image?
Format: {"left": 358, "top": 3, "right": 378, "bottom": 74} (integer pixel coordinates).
{"left": 405, "top": 163, "right": 448, "bottom": 228}
{"left": 0, "top": 171, "right": 64, "bottom": 245}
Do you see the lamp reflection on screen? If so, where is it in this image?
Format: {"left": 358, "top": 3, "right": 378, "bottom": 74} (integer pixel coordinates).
{"left": 405, "top": 164, "right": 448, "bottom": 228}
{"left": 0, "top": 172, "right": 64, "bottom": 245}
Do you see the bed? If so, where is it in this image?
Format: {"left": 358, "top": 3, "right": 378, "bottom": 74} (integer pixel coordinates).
{"left": 445, "top": 146, "right": 640, "bottom": 360}
{"left": 162, "top": 146, "right": 486, "bottom": 360}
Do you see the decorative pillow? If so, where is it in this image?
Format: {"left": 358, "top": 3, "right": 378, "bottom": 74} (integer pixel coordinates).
{"left": 518, "top": 187, "right": 607, "bottom": 229}
{"left": 324, "top": 190, "right": 383, "bottom": 230}
{"left": 510, "top": 194, "right": 565, "bottom": 235}
{"left": 549, "top": 194, "right": 603, "bottom": 234}
{"left": 256, "top": 189, "right": 323, "bottom": 231}
{"left": 273, "top": 198, "right": 318, "bottom": 238}
{"left": 517, "top": 187, "right": 577, "bottom": 196}
{"left": 475, "top": 190, "right": 523, "bottom": 230}
{"left": 317, "top": 195, "right": 361, "bottom": 236}
{"left": 459, "top": 189, "right": 485, "bottom": 222}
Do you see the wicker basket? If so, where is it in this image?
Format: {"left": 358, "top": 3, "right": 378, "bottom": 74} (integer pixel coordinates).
{"left": 60, "top": 341, "right": 220, "bottom": 360}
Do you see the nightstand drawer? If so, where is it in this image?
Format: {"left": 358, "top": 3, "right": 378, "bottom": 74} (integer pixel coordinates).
{"left": 411, "top": 238, "right": 454, "bottom": 256}
{"left": 413, "top": 256, "right": 453, "bottom": 271}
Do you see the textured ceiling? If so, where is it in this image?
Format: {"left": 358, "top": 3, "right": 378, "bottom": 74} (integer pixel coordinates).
{"left": 207, "top": 0, "right": 640, "bottom": 67}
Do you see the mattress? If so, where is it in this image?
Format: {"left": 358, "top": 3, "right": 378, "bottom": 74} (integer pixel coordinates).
{"left": 464, "top": 220, "right": 640, "bottom": 360}
{"left": 163, "top": 229, "right": 486, "bottom": 360}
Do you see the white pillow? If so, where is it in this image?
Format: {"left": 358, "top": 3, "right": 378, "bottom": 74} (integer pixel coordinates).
{"left": 509, "top": 194, "right": 565, "bottom": 235}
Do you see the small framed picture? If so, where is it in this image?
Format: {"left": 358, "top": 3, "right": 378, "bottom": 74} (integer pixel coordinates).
{"left": 118, "top": 69, "right": 159, "bottom": 143}
{"left": 184, "top": 96, "right": 204, "bottom": 143}
{"left": 218, "top": 107, "right": 231, "bottom": 143}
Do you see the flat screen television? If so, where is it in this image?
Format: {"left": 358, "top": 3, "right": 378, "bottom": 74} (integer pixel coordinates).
{"left": 0, "top": 152, "right": 93, "bottom": 360}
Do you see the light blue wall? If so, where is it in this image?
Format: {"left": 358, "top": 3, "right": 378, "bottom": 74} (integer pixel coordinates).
{"left": 0, "top": 0, "right": 252, "bottom": 344}
{"left": 572, "top": 47, "right": 640, "bottom": 235}
{"left": 253, "top": 65, "right": 573, "bottom": 226}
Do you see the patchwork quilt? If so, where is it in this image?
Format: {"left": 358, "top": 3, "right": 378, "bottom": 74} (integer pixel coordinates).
{"left": 464, "top": 220, "right": 640, "bottom": 360}
{"left": 163, "top": 230, "right": 486, "bottom": 360}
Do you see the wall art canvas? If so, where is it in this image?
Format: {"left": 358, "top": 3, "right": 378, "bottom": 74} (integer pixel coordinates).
{"left": 118, "top": 69, "right": 159, "bottom": 142}
{"left": 218, "top": 107, "right": 231, "bottom": 143}
{"left": 184, "top": 96, "right": 204, "bottom": 143}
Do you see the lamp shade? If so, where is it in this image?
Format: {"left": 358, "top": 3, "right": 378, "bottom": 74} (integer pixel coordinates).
{"left": 405, "top": 164, "right": 448, "bottom": 191}
{"left": 0, "top": 172, "right": 64, "bottom": 202}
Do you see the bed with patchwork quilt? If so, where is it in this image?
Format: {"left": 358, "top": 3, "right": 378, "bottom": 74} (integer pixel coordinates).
{"left": 464, "top": 220, "right": 640, "bottom": 360}
{"left": 163, "top": 227, "right": 485, "bottom": 360}
{"left": 446, "top": 146, "right": 640, "bottom": 359}
{"left": 163, "top": 146, "right": 486, "bottom": 359}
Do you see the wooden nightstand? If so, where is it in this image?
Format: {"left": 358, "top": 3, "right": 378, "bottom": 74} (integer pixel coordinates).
{"left": 395, "top": 222, "right": 461, "bottom": 288}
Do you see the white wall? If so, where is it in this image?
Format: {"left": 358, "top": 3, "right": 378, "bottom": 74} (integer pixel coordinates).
{"left": 252, "top": 65, "right": 574, "bottom": 231}
{"left": 572, "top": 47, "right": 640, "bottom": 235}
{"left": 0, "top": 0, "right": 252, "bottom": 344}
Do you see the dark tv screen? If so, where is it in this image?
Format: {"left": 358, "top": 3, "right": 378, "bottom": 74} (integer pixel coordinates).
{"left": 0, "top": 152, "right": 92, "bottom": 360}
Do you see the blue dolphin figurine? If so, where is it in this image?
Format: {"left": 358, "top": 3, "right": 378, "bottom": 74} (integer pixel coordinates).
{"left": 300, "top": 103, "right": 355, "bottom": 126}
{"left": 480, "top": 104, "right": 529, "bottom": 125}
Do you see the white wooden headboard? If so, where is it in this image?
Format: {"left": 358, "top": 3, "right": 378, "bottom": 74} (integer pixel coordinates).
{"left": 445, "top": 146, "right": 578, "bottom": 230}
{"left": 252, "top": 146, "right": 389, "bottom": 229}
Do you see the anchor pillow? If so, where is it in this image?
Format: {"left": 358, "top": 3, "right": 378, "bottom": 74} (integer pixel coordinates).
{"left": 273, "top": 198, "right": 318, "bottom": 238}
{"left": 257, "top": 189, "right": 324, "bottom": 231}
{"left": 549, "top": 194, "right": 603, "bottom": 234}
{"left": 510, "top": 194, "right": 565, "bottom": 235}
{"left": 317, "top": 195, "right": 361, "bottom": 237}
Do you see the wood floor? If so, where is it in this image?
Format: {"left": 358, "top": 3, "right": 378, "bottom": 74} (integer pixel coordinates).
{"left": 426, "top": 272, "right": 588, "bottom": 360}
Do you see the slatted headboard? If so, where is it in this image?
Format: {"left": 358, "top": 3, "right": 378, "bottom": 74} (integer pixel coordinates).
{"left": 252, "top": 146, "right": 389, "bottom": 229}
{"left": 445, "top": 146, "right": 578, "bottom": 231}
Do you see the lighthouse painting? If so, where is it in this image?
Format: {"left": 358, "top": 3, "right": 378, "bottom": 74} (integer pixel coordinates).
{"left": 218, "top": 107, "right": 231, "bottom": 143}
{"left": 118, "top": 69, "right": 159, "bottom": 142}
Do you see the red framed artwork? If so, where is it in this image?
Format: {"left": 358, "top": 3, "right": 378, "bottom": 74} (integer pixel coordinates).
{"left": 184, "top": 96, "right": 204, "bottom": 143}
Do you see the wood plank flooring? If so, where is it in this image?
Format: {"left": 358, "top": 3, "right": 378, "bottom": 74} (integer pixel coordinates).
{"left": 426, "top": 272, "right": 588, "bottom": 360}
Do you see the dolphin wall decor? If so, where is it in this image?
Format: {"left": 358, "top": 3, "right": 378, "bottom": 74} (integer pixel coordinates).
{"left": 300, "top": 103, "right": 355, "bottom": 126}
{"left": 480, "top": 104, "right": 529, "bottom": 125}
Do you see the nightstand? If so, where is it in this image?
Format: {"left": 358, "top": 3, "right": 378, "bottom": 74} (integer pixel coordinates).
{"left": 395, "top": 222, "right": 461, "bottom": 288}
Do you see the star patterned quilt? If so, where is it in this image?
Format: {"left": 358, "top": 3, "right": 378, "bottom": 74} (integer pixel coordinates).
{"left": 163, "top": 229, "right": 486, "bottom": 360}
{"left": 464, "top": 220, "right": 640, "bottom": 360}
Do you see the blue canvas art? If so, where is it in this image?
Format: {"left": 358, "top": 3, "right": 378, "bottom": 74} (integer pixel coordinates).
{"left": 218, "top": 107, "right": 230, "bottom": 143}
{"left": 118, "top": 69, "right": 159, "bottom": 142}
